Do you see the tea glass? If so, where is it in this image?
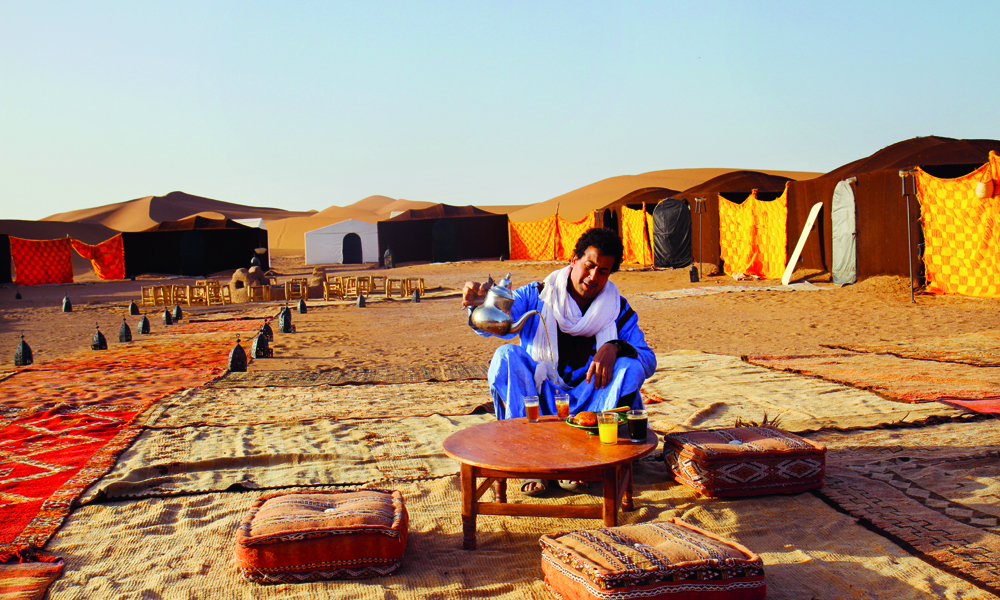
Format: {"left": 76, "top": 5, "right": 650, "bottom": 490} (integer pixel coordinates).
{"left": 524, "top": 396, "right": 540, "bottom": 423}
{"left": 554, "top": 393, "right": 570, "bottom": 420}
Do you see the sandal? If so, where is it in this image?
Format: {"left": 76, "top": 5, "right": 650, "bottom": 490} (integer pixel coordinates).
{"left": 520, "top": 479, "right": 549, "bottom": 497}
{"left": 558, "top": 480, "right": 590, "bottom": 494}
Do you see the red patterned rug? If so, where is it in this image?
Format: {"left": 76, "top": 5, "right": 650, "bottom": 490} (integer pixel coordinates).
{"left": 938, "top": 397, "right": 1000, "bottom": 416}
{"left": 0, "top": 337, "right": 243, "bottom": 562}
{"left": 0, "top": 551, "right": 63, "bottom": 600}
{"left": 168, "top": 318, "right": 267, "bottom": 336}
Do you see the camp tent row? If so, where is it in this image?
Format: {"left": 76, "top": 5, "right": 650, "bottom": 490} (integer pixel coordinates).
{"left": 2, "top": 216, "right": 269, "bottom": 285}
{"left": 563, "top": 137, "right": 1000, "bottom": 296}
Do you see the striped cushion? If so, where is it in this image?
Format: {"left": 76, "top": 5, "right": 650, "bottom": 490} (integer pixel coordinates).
{"left": 235, "top": 489, "right": 407, "bottom": 583}
{"left": 540, "top": 519, "right": 765, "bottom": 599}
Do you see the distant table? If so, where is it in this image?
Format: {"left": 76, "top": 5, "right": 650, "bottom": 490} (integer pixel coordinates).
{"left": 442, "top": 415, "right": 658, "bottom": 550}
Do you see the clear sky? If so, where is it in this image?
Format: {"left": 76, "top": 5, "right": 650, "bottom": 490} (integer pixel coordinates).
{"left": 2, "top": 1, "right": 998, "bottom": 221}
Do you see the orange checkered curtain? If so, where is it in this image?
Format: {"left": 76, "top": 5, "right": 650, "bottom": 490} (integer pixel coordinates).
{"left": 752, "top": 184, "right": 788, "bottom": 280}
{"left": 621, "top": 206, "right": 653, "bottom": 265}
{"left": 9, "top": 237, "right": 74, "bottom": 286}
{"left": 718, "top": 194, "right": 756, "bottom": 275}
{"left": 70, "top": 234, "right": 126, "bottom": 280}
{"left": 718, "top": 189, "right": 787, "bottom": 279}
{"left": 556, "top": 213, "right": 596, "bottom": 260}
{"left": 916, "top": 161, "right": 1000, "bottom": 298}
{"left": 509, "top": 215, "right": 557, "bottom": 260}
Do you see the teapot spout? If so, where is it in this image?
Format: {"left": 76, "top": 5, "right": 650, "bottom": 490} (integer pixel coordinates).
{"left": 509, "top": 310, "right": 542, "bottom": 335}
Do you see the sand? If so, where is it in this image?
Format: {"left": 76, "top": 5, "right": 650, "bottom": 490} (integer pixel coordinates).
{"left": 3, "top": 255, "right": 998, "bottom": 374}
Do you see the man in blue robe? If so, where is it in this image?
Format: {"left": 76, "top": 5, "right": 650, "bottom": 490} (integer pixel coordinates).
{"left": 463, "top": 228, "right": 656, "bottom": 495}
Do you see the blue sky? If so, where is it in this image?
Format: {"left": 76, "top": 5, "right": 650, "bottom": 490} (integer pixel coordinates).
{"left": 2, "top": 1, "right": 997, "bottom": 221}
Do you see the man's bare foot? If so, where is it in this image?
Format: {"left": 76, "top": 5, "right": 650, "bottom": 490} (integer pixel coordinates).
{"left": 520, "top": 479, "right": 549, "bottom": 496}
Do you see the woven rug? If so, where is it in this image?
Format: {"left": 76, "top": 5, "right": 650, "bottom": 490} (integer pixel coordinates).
{"left": 0, "top": 552, "right": 63, "bottom": 600}
{"left": 813, "top": 420, "right": 1000, "bottom": 595}
{"left": 0, "top": 340, "right": 235, "bottom": 561}
{"left": 641, "top": 351, "right": 965, "bottom": 434}
{"left": 209, "top": 364, "right": 489, "bottom": 388}
{"left": 16, "top": 338, "right": 238, "bottom": 373}
{"left": 938, "top": 398, "right": 1000, "bottom": 416}
{"left": 825, "top": 330, "right": 1000, "bottom": 368}
{"left": 167, "top": 318, "right": 267, "bottom": 336}
{"left": 746, "top": 353, "right": 1000, "bottom": 403}
{"left": 638, "top": 281, "right": 823, "bottom": 300}
{"left": 81, "top": 414, "right": 496, "bottom": 502}
{"left": 47, "top": 477, "right": 993, "bottom": 598}
{"left": 151, "top": 380, "right": 492, "bottom": 428}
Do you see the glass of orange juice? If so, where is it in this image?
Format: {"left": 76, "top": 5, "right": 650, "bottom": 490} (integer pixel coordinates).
{"left": 597, "top": 412, "right": 618, "bottom": 444}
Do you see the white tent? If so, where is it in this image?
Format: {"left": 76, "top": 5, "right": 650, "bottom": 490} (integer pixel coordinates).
{"left": 304, "top": 219, "right": 379, "bottom": 265}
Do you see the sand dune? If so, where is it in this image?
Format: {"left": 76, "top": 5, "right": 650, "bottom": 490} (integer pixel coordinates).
{"left": 43, "top": 191, "right": 316, "bottom": 232}
{"left": 508, "top": 168, "right": 822, "bottom": 223}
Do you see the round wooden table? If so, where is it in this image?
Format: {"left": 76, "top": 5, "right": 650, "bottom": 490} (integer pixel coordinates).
{"left": 442, "top": 415, "right": 658, "bottom": 550}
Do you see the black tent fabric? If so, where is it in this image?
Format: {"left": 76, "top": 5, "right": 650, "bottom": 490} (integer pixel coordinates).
{"left": 378, "top": 204, "right": 509, "bottom": 265}
{"left": 652, "top": 199, "right": 693, "bottom": 269}
{"left": 122, "top": 217, "right": 269, "bottom": 277}
{"left": 0, "top": 235, "right": 10, "bottom": 284}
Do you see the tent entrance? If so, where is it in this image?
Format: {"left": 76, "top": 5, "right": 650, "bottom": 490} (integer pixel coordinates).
{"left": 652, "top": 199, "right": 693, "bottom": 269}
{"left": 343, "top": 233, "right": 363, "bottom": 264}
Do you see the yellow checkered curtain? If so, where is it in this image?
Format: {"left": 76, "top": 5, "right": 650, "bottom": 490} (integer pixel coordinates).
{"left": 916, "top": 161, "right": 1000, "bottom": 298}
{"left": 509, "top": 215, "right": 557, "bottom": 260}
{"left": 751, "top": 184, "right": 788, "bottom": 279}
{"left": 621, "top": 206, "right": 652, "bottom": 265}
{"left": 718, "top": 194, "right": 755, "bottom": 275}
{"left": 556, "top": 213, "right": 596, "bottom": 260}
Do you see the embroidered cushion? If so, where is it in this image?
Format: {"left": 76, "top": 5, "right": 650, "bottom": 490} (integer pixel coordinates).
{"left": 235, "top": 489, "right": 408, "bottom": 583}
{"left": 540, "top": 519, "right": 766, "bottom": 600}
{"left": 663, "top": 426, "right": 826, "bottom": 497}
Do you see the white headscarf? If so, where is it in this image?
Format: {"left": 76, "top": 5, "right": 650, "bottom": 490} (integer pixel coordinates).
{"left": 528, "top": 265, "right": 620, "bottom": 392}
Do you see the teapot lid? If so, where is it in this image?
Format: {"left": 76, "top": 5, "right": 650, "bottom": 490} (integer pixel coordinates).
{"left": 489, "top": 273, "right": 515, "bottom": 300}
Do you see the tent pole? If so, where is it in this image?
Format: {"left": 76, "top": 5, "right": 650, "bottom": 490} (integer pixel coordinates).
{"left": 696, "top": 197, "right": 707, "bottom": 277}
{"left": 900, "top": 170, "right": 915, "bottom": 304}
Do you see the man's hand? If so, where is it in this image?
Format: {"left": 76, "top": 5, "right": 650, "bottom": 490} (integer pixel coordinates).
{"left": 461, "top": 281, "right": 491, "bottom": 308}
{"left": 586, "top": 343, "right": 619, "bottom": 389}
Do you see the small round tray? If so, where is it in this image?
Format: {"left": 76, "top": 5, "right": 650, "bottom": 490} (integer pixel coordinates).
{"left": 565, "top": 412, "right": 627, "bottom": 435}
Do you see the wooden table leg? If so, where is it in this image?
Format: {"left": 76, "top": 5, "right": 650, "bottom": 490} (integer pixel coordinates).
{"left": 602, "top": 467, "right": 618, "bottom": 527}
{"left": 623, "top": 463, "right": 634, "bottom": 511}
{"left": 492, "top": 478, "right": 507, "bottom": 503}
{"left": 461, "top": 463, "right": 477, "bottom": 550}
{"left": 625, "top": 463, "right": 635, "bottom": 511}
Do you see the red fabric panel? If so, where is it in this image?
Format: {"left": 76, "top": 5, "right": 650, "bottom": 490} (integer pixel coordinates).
{"left": 9, "top": 238, "right": 74, "bottom": 286}
{"left": 70, "top": 234, "right": 126, "bottom": 280}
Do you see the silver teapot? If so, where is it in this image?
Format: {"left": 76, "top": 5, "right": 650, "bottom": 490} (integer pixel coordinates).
{"left": 467, "top": 273, "right": 541, "bottom": 335}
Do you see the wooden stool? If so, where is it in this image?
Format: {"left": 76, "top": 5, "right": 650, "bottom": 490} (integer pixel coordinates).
{"left": 140, "top": 286, "right": 156, "bottom": 306}
{"left": 323, "top": 276, "right": 344, "bottom": 301}
{"left": 172, "top": 284, "right": 191, "bottom": 306}
{"left": 248, "top": 285, "right": 269, "bottom": 302}
{"left": 285, "top": 278, "right": 309, "bottom": 301}
{"left": 370, "top": 275, "right": 386, "bottom": 294}
{"left": 385, "top": 278, "right": 404, "bottom": 297}
{"left": 189, "top": 285, "right": 208, "bottom": 306}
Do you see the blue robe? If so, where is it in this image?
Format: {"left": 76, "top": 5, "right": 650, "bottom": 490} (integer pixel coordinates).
{"left": 475, "top": 281, "right": 656, "bottom": 419}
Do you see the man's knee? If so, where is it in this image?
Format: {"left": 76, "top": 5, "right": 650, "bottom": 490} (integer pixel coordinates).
{"left": 490, "top": 344, "right": 533, "bottom": 374}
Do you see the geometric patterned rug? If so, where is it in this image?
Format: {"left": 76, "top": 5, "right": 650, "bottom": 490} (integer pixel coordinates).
{"left": 0, "top": 337, "right": 236, "bottom": 561}
{"left": 824, "top": 330, "right": 1000, "bottom": 368}
{"left": 745, "top": 352, "right": 1000, "bottom": 403}
{"left": 207, "top": 364, "right": 489, "bottom": 388}
{"left": 812, "top": 420, "right": 1000, "bottom": 595}
{"left": 0, "top": 551, "right": 63, "bottom": 600}
{"left": 938, "top": 398, "right": 1000, "bottom": 416}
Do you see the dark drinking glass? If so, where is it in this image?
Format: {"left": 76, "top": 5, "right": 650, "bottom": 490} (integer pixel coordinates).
{"left": 627, "top": 409, "right": 648, "bottom": 442}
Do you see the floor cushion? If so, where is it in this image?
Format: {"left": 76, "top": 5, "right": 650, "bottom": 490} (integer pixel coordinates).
{"left": 663, "top": 426, "right": 826, "bottom": 497}
{"left": 540, "top": 518, "right": 766, "bottom": 599}
{"left": 235, "top": 488, "right": 408, "bottom": 583}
